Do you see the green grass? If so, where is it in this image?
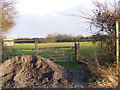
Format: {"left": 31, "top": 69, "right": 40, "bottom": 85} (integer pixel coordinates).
{"left": 7, "top": 42, "right": 75, "bottom": 49}
{"left": 54, "top": 61, "right": 84, "bottom": 69}
{"left": 7, "top": 42, "right": 95, "bottom": 49}
{"left": 5, "top": 42, "right": 102, "bottom": 69}
{"left": 6, "top": 42, "right": 101, "bottom": 59}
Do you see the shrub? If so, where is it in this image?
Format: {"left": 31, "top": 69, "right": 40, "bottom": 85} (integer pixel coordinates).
{"left": 78, "top": 56, "right": 120, "bottom": 88}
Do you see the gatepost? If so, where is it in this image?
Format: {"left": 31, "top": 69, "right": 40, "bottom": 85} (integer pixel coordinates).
{"left": 75, "top": 42, "right": 80, "bottom": 61}
{"left": 34, "top": 38, "right": 38, "bottom": 56}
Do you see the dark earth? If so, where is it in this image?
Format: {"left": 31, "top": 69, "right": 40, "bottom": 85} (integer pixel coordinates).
{"left": 0, "top": 55, "right": 89, "bottom": 88}
{"left": 56, "top": 68, "right": 89, "bottom": 88}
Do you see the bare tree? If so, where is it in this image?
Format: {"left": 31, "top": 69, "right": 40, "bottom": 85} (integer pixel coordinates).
{"left": 81, "top": 0, "right": 120, "bottom": 53}
{"left": 0, "top": 0, "right": 17, "bottom": 35}
{"left": 79, "top": 1, "right": 120, "bottom": 85}
{"left": 0, "top": 0, "right": 17, "bottom": 62}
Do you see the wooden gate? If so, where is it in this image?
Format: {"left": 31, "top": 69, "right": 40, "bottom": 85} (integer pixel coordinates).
{"left": 39, "top": 42, "right": 80, "bottom": 62}
{"left": 3, "top": 39, "right": 80, "bottom": 62}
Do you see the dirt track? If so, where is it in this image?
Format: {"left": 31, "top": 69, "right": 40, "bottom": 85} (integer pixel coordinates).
{"left": 57, "top": 68, "right": 89, "bottom": 88}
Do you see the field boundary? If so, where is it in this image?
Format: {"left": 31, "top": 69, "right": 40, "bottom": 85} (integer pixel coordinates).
{"left": 3, "top": 39, "right": 81, "bottom": 61}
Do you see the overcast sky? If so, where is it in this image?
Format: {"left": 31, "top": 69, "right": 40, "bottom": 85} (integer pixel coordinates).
{"left": 8, "top": 0, "right": 95, "bottom": 38}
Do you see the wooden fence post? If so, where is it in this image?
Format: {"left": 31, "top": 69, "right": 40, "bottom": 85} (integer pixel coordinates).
{"left": 78, "top": 42, "right": 80, "bottom": 59}
{"left": 75, "top": 42, "right": 80, "bottom": 61}
{"left": 35, "top": 39, "right": 38, "bottom": 56}
{"left": 0, "top": 38, "right": 2, "bottom": 63}
{"left": 116, "top": 20, "right": 119, "bottom": 70}
{"left": 0, "top": 9, "right": 2, "bottom": 63}
{"left": 75, "top": 42, "right": 77, "bottom": 60}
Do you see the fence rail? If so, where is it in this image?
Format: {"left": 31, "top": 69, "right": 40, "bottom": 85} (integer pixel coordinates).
{"left": 2, "top": 39, "right": 81, "bottom": 61}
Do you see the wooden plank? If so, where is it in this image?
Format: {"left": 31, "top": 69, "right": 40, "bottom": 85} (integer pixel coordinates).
{"left": 9, "top": 52, "right": 34, "bottom": 55}
{"left": 35, "top": 39, "right": 38, "bottom": 56}
{"left": 0, "top": 38, "right": 2, "bottom": 63}
{"left": 6, "top": 48, "right": 35, "bottom": 50}
{"left": 39, "top": 46, "right": 74, "bottom": 49}
{"left": 3, "top": 39, "right": 35, "bottom": 42}
{"left": 53, "top": 60, "right": 66, "bottom": 62}
{"left": 0, "top": 10, "right": 2, "bottom": 63}
{"left": 116, "top": 20, "right": 119, "bottom": 70}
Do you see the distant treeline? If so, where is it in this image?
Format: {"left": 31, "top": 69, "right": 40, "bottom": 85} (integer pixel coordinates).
{"left": 14, "top": 33, "right": 107, "bottom": 43}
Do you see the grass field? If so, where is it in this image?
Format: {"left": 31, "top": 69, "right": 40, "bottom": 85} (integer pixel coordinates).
{"left": 7, "top": 42, "right": 100, "bottom": 56}
{"left": 5, "top": 42, "right": 102, "bottom": 69}
{"left": 7, "top": 42, "right": 94, "bottom": 49}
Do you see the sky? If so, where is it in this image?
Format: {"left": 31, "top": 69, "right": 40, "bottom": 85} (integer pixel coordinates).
{"left": 8, "top": 0, "right": 95, "bottom": 38}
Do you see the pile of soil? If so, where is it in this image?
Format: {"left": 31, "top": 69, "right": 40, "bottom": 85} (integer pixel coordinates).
{"left": 0, "top": 55, "right": 69, "bottom": 88}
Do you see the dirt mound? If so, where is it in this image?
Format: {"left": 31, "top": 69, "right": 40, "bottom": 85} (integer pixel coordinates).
{"left": 0, "top": 55, "right": 69, "bottom": 88}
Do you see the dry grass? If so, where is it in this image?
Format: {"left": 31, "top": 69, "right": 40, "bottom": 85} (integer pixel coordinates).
{"left": 92, "top": 66, "right": 120, "bottom": 88}
{"left": 78, "top": 56, "right": 120, "bottom": 88}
